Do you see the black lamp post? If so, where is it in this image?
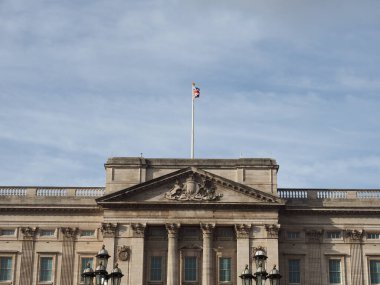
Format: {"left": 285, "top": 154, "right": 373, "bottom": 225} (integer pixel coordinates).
{"left": 81, "top": 245, "right": 124, "bottom": 285}
{"left": 239, "top": 249, "right": 281, "bottom": 285}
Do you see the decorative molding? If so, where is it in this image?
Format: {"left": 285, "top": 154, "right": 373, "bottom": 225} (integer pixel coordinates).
{"left": 164, "top": 174, "right": 223, "bottom": 201}
{"left": 200, "top": 223, "right": 215, "bottom": 237}
{"left": 305, "top": 229, "right": 323, "bottom": 242}
{"left": 100, "top": 223, "right": 118, "bottom": 238}
{"left": 117, "top": 245, "right": 130, "bottom": 261}
{"left": 234, "top": 224, "right": 251, "bottom": 239}
{"left": 131, "top": 223, "right": 145, "bottom": 238}
{"left": 60, "top": 227, "right": 78, "bottom": 239}
{"left": 345, "top": 229, "right": 364, "bottom": 241}
{"left": 166, "top": 223, "right": 180, "bottom": 238}
{"left": 265, "top": 224, "right": 280, "bottom": 238}
{"left": 21, "top": 227, "right": 38, "bottom": 239}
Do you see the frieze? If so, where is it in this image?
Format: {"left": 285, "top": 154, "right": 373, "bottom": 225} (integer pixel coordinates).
{"left": 100, "top": 223, "right": 118, "bottom": 238}
{"left": 117, "top": 245, "right": 130, "bottom": 261}
{"left": 164, "top": 174, "right": 223, "bottom": 201}
{"left": 21, "top": 227, "right": 38, "bottom": 239}
{"left": 131, "top": 223, "right": 145, "bottom": 238}
{"left": 265, "top": 224, "right": 280, "bottom": 238}
{"left": 61, "top": 227, "right": 78, "bottom": 239}
{"left": 305, "top": 229, "right": 323, "bottom": 242}
{"left": 345, "top": 229, "right": 364, "bottom": 241}
{"left": 234, "top": 224, "right": 251, "bottom": 239}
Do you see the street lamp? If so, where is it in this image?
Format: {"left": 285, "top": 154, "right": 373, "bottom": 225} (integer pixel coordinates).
{"left": 239, "top": 249, "right": 281, "bottom": 285}
{"left": 81, "top": 245, "right": 124, "bottom": 285}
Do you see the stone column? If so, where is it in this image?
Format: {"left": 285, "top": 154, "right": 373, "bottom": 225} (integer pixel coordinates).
{"left": 60, "top": 227, "right": 78, "bottom": 285}
{"left": 100, "top": 223, "right": 118, "bottom": 269}
{"left": 235, "top": 224, "right": 252, "bottom": 285}
{"left": 265, "top": 224, "right": 280, "bottom": 267}
{"left": 201, "top": 223, "right": 215, "bottom": 285}
{"left": 130, "top": 223, "right": 146, "bottom": 285}
{"left": 166, "top": 223, "right": 180, "bottom": 285}
{"left": 19, "top": 227, "right": 38, "bottom": 285}
{"left": 346, "top": 230, "right": 364, "bottom": 285}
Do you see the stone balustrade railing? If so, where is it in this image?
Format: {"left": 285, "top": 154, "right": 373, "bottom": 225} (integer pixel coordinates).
{"left": 278, "top": 188, "right": 380, "bottom": 199}
{"left": 0, "top": 187, "right": 105, "bottom": 197}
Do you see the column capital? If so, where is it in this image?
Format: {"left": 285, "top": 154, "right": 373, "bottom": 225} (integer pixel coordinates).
{"left": 234, "top": 224, "right": 251, "bottom": 239}
{"left": 100, "top": 223, "right": 118, "bottom": 238}
{"left": 200, "top": 223, "right": 215, "bottom": 236}
{"left": 60, "top": 227, "right": 78, "bottom": 240}
{"left": 265, "top": 224, "right": 280, "bottom": 238}
{"left": 166, "top": 223, "right": 180, "bottom": 238}
{"left": 21, "top": 227, "right": 38, "bottom": 240}
{"left": 345, "top": 229, "right": 364, "bottom": 242}
{"left": 131, "top": 223, "right": 146, "bottom": 238}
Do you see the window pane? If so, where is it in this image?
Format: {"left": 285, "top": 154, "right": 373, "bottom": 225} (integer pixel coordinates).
{"left": 219, "top": 258, "right": 232, "bottom": 282}
{"left": 40, "top": 230, "right": 55, "bottom": 236}
{"left": 288, "top": 259, "right": 300, "bottom": 283}
{"left": 371, "top": 260, "right": 380, "bottom": 284}
{"left": 327, "top": 231, "right": 341, "bottom": 239}
{"left": 184, "top": 256, "right": 197, "bottom": 281}
{"left": 40, "top": 257, "right": 53, "bottom": 281}
{"left": 81, "top": 230, "right": 94, "bottom": 237}
{"left": 150, "top": 256, "right": 162, "bottom": 281}
{"left": 368, "top": 233, "right": 380, "bottom": 239}
{"left": 287, "top": 232, "right": 300, "bottom": 239}
{"left": 80, "top": 257, "right": 94, "bottom": 282}
{"left": 0, "top": 257, "right": 12, "bottom": 281}
{"left": 329, "top": 260, "right": 341, "bottom": 283}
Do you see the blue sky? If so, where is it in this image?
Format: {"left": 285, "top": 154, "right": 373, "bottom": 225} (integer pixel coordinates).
{"left": 1, "top": 0, "right": 380, "bottom": 188}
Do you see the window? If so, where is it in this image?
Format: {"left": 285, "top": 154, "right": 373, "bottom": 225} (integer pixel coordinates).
{"left": 0, "top": 256, "right": 12, "bottom": 281}
{"left": 370, "top": 260, "right": 380, "bottom": 284}
{"left": 39, "top": 257, "right": 53, "bottom": 282}
{"left": 80, "top": 230, "right": 95, "bottom": 237}
{"left": 288, "top": 259, "right": 300, "bottom": 284}
{"left": 0, "top": 229, "right": 15, "bottom": 236}
{"left": 184, "top": 256, "right": 197, "bottom": 282}
{"left": 287, "top": 231, "right": 300, "bottom": 239}
{"left": 80, "top": 257, "right": 94, "bottom": 283}
{"left": 327, "top": 231, "right": 341, "bottom": 239}
{"left": 329, "top": 259, "right": 341, "bottom": 283}
{"left": 219, "top": 258, "right": 232, "bottom": 282}
{"left": 216, "top": 227, "right": 234, "bottom": 240}
{"left": 40, "top": 230, "right": 55, "bottom": 237}
{"left": 150, "top": 256, "right": 163, "bottom": 282}
{"left": 368, "top": 233, "right": 380, "bottom": 240}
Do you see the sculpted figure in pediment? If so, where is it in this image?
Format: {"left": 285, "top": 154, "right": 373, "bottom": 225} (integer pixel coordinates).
{"left": 164, "top": 174, "right": 223, "bottom": 201}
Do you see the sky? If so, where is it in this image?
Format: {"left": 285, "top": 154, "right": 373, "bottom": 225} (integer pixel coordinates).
{"left": 1, "top": 0, "right": 380, "bottom": 188}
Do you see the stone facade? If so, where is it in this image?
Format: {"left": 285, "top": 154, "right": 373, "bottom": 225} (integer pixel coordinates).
{"left": 0, "top": 158, "right": 379, "bottom": 285}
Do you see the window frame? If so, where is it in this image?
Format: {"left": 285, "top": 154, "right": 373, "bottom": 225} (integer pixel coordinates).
{"left": 369, "top": 259, "right": 380, "bottom": 284}
{"left": 288, "top": 259, "right": 301, "bottom": 284}
{"left": 328, "top": 259, "right": 342, "bottom": 284}
{"left": 0, "top": 254, "right": 15, "bottom": 283}
{"left": 37, "top": 254, "right": 56, "bottom": 284}
{"left": 149, "top": 255, "right": 164, "bottom": 282}
{"left": 218, "top": 257, "right": 232, "bottom": 283}
{"left": 78, "top": 255, "right": 95, "bottom": 284}
{"left": 326, "top": 231, "right": 342, "bottom": 240}
{"left": 368, "top": 233, "right": 380, "bottom": 240}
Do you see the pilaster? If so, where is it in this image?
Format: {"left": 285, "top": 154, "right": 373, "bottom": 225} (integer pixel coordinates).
{"left": 305, "top": 229, "right": 323, "bottom": 285}
{"left": 346, "top": 229, "right": 364, "bottom": 285}
{"left": 60, "top": 227, "right": 78, "bottom": 285}
{"left": 100, "top": 223, "right": 118, "bottom": 269}
{"left": 235, "top": 224, "right": 252, "bottom": 284}
{"left": 19, "top": 227, "right": 38, "bottom": 285}
{"left": 130, "top": 223, "right": 146, "bottom": 285}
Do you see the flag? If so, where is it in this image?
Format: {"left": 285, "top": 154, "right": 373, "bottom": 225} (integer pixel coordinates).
{"left": 192, "top": 82, "right": 200, "bottom": 99}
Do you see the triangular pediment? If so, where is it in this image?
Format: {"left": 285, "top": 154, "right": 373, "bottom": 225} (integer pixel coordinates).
{"left": 97, "top": 167, "right": 282, "bottom": 207}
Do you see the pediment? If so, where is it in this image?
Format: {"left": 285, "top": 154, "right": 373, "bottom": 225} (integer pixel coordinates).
{"left": 97, "top": 167, "right": 282, "bottom": 207}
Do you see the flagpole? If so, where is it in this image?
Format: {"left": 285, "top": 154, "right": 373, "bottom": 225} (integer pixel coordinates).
{"left": 191, "top": 96, "right": 195, "bottom": 159}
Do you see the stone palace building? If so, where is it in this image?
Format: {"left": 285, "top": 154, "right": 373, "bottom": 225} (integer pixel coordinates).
{"left": 0, "top": 157, "right": 380, "bottom": 285}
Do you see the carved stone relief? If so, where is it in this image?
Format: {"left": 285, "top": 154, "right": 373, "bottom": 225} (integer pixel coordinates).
{"left": 200, "top": 223, "right": 215, "bottom": 237}
{"left": 61, "top": 227, "right": 78, "bottom": 239}
{"left": 117, "top": 245, "right": 130, "bottom": 261}
{"left": 165, "top": 223, "right": 180, "bottom": 238}
{"left": 164, "top": 174, "right": 223, "bottom": 201}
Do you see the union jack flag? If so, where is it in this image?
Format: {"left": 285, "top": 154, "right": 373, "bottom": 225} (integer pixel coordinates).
{"left": 192, "top": 82, "right": 200, "bottom": 99}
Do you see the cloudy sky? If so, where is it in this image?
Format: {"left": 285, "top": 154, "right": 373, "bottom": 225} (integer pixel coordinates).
{"left": 1, "top": 0, "right": 380, "bottom": 188}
